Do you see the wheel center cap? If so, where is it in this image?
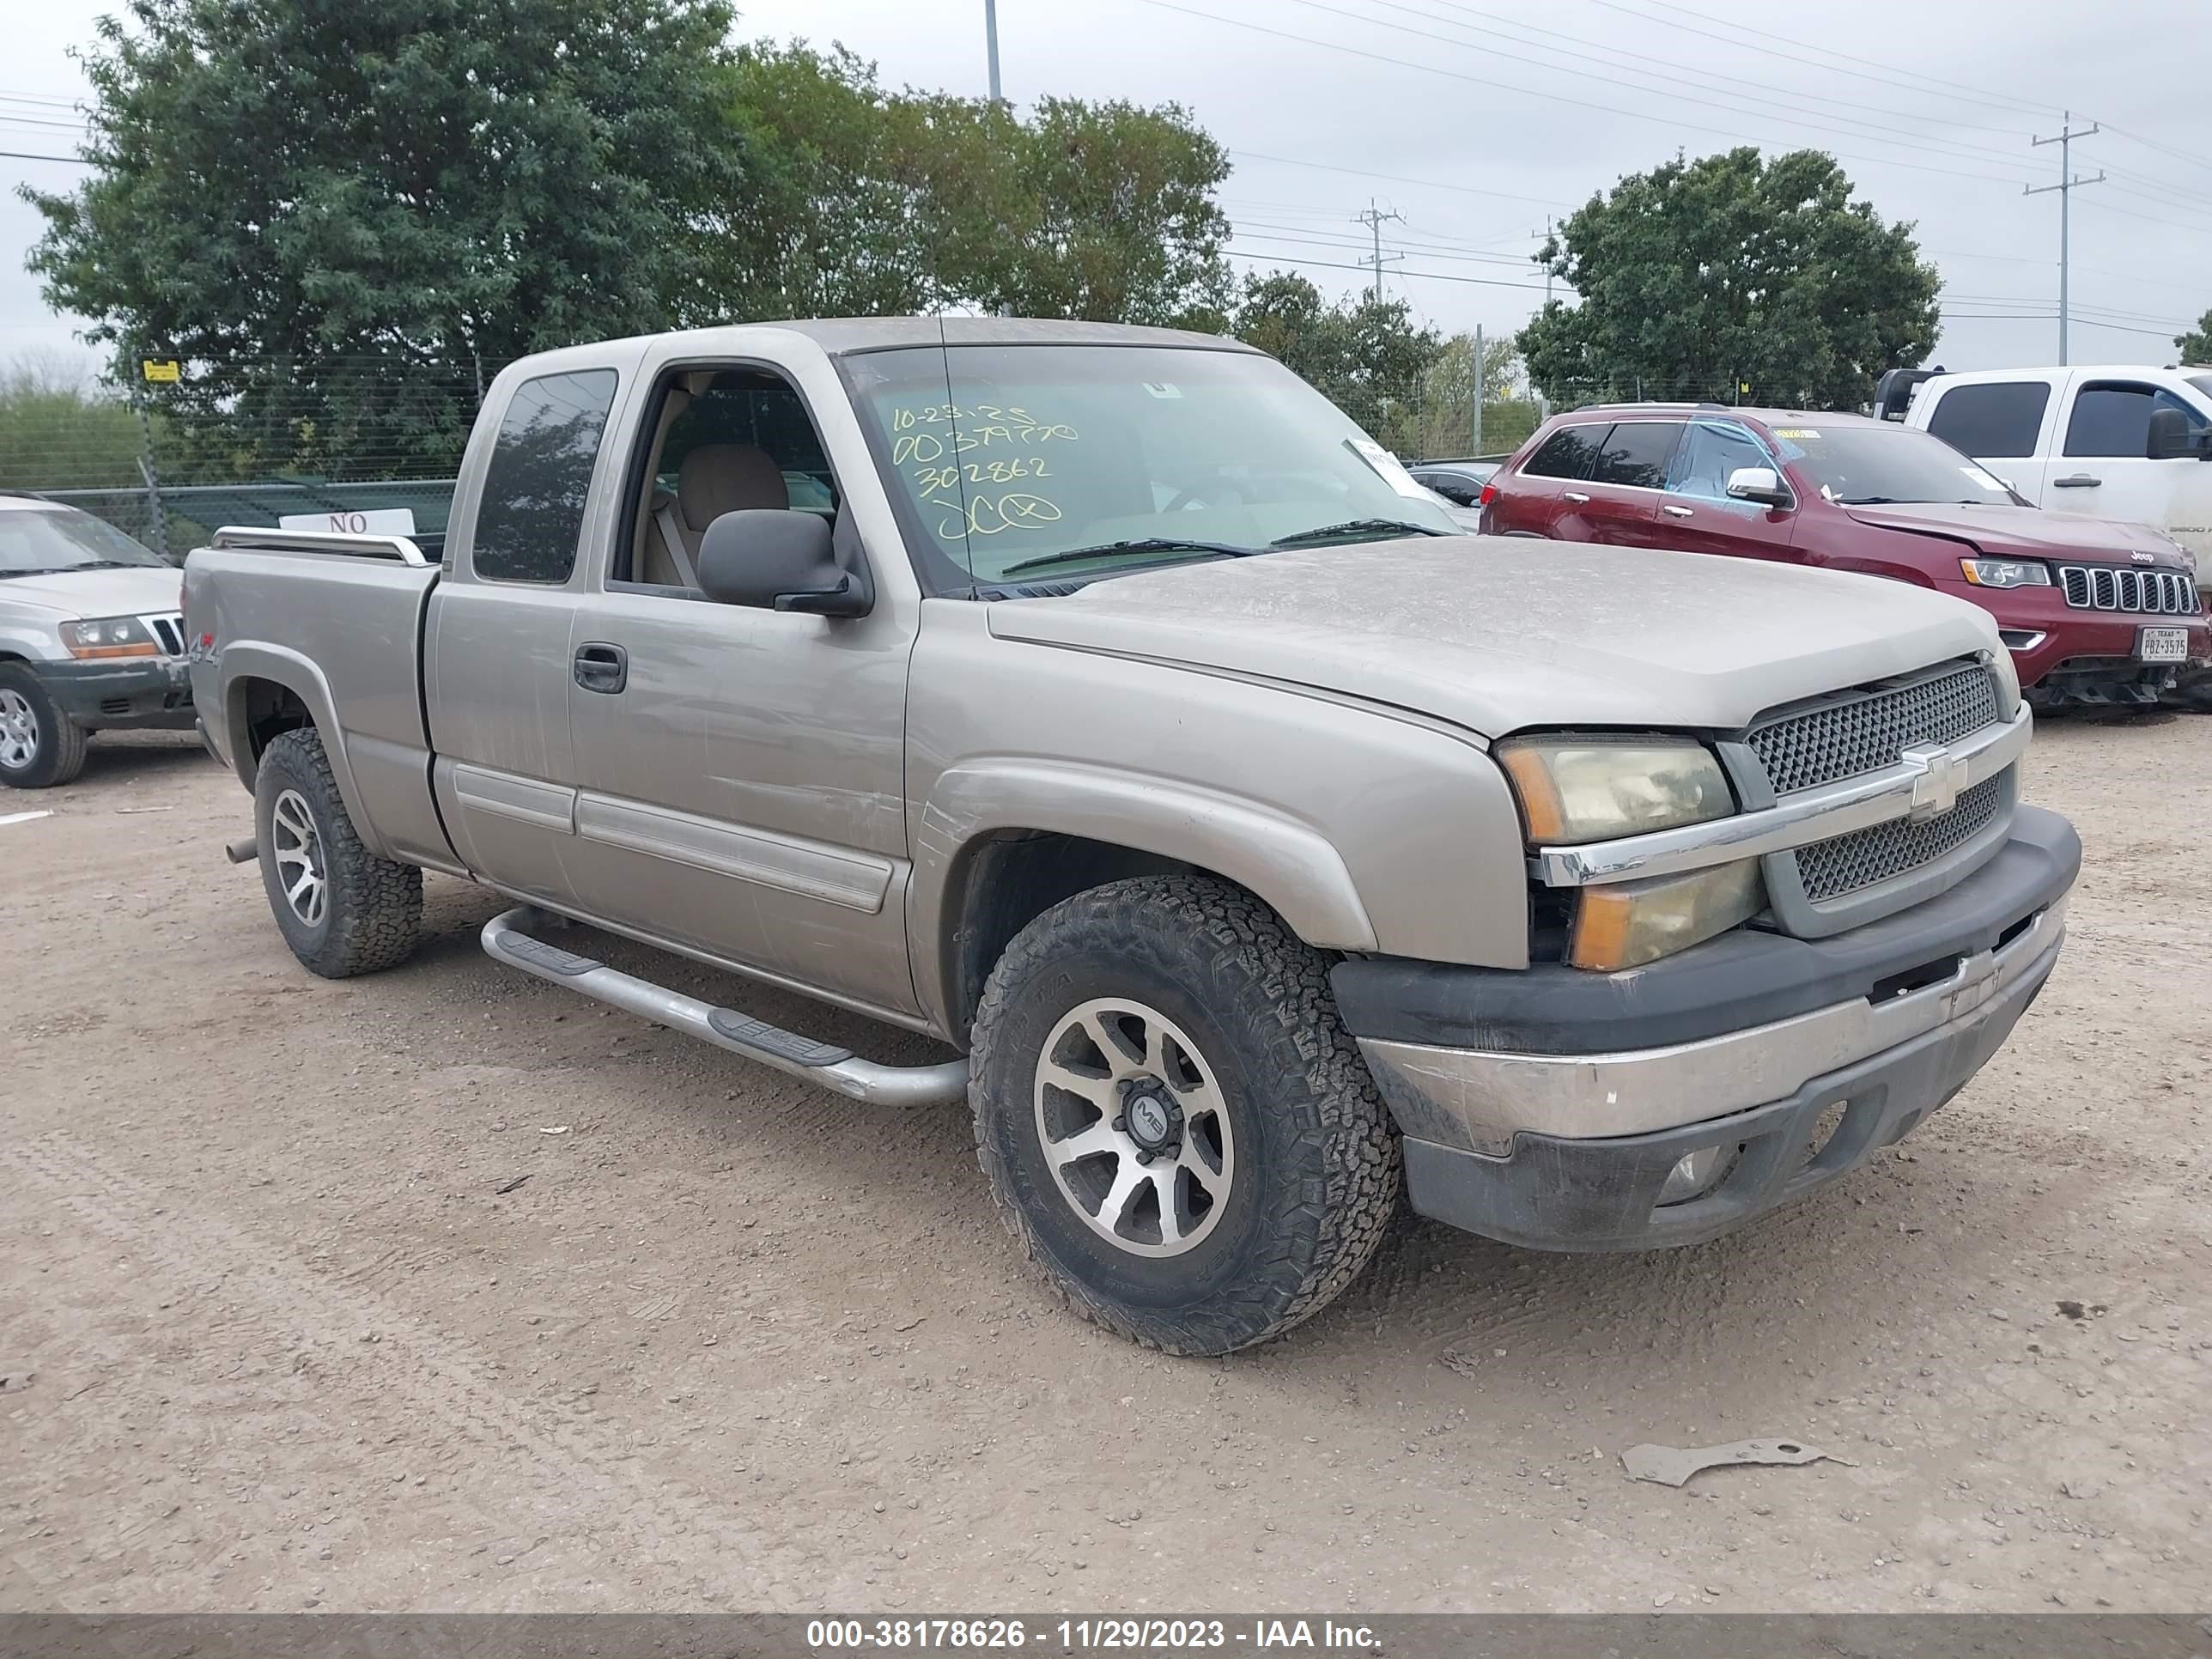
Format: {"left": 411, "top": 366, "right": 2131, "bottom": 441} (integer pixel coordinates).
{"left": 1119, "top": 1080, "right": 1182, "bottom": 1155}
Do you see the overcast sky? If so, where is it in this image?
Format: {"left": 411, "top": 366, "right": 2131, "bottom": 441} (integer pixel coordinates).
{"left": 3, "top": 0, "right": 2206, "bottom": 383}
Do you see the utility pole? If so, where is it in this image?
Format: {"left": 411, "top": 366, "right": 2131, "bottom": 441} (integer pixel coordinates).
{"left": 1472, "top": 325, "right": 1486, "bottom": 456}
{"left": 1542, "top": 216, "right": 1553, "bottom": 310}
{"left": 984, "top": 0, "right": 1003, "bottom": 105}
{"left": 1353, "top": 200, "right": 1405, "bottom": 305}
{"left": 2026, "top": 111, "right": 2105, "bottom": 367}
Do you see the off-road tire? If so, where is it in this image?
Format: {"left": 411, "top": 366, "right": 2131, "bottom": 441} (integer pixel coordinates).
{"left": 969, "top": 874, "right": 1401, "bottom": 1355}
{"left": 0, "top": 663, "right": 88, "bottom": 788}
{"left": 253, "top": 726, "right": 422, "bottom": 977}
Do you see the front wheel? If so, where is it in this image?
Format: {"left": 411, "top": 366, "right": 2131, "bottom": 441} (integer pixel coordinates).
{"left": 969, "top": 875, "right": 1401, "bottom": 1355}
{"left": 252, "top": 726, "right": 422, "bottom": 977}
{"left": 0, "top": 664, "right": 88, "bottom": 789}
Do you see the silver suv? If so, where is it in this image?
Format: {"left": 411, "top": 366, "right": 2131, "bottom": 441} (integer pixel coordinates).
{"left": 0, "top": 496, "right": 194, "bottom": 787}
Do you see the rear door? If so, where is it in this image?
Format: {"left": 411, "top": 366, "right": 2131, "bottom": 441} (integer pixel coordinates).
{"left": 1489, "top": 422, "right": 1604, "bottom": 535}
{"left": 1566, "top": 419, "right": 1683, "bottom": 548}
{"left": 428, "top": 359, "right": 631, "bottom": 902}
{"left": 2043, "top": 375, "right": 2212, "bottom": 561}
{"left": 1655, "top": 417, "right": 1799, "bottom": 563}
{"left": 1920, "top": 375, "right": 2061, "bottom": 501}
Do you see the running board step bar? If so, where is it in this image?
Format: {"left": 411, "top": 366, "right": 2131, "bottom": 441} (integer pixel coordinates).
{"left": 481, "top": 906, "right": 969, "bottom": 1107}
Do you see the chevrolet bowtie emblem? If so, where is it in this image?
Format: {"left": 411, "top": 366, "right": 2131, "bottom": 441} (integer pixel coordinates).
{"left": 1900, "top": 742, "right": 1961, "bottom": 823}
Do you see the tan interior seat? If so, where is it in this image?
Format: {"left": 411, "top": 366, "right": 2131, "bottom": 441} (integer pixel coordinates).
{"left": 641, "top": 443, "right": 790, "bottom": 586}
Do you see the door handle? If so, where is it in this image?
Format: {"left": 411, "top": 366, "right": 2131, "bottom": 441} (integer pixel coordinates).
{"left": 573, "top": 641, "right": 628, "bottom": 694}
{"left": 1661, "top": 503, "right": 1695, "bottom": 518}
{"left": 2052, "top": 474, "right": 2102, "bottom": 489}
{"left": 1564, "top": 490, "right": 1591, "bottom": 504}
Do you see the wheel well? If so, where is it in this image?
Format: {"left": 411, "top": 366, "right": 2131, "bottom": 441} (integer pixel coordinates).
{"left": 237, "top": 678, "right": 315, "bottom": 766}
{"left": 947, "top": 832, "right": 1215, "bottom": 1042}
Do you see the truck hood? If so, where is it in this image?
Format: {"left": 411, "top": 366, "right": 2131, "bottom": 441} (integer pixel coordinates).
{"left": 987, "top": 536, "right": 2005, "bottom": 737}
{"left": 0, "top": 566, "right": 185, "bottom": 619}
{"left": 1842, "top": 501, "right": 2188, "bottom": 565}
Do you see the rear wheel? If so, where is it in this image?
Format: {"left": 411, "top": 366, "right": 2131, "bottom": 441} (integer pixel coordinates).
{"left": 252, "top": 726, "right": 422, "bottom": 977}
{"left": 0, "top": 665, "right": 88, "bottom": 789}
{"left": 969, "top": 874, "right": 1401, "bottom": 1355}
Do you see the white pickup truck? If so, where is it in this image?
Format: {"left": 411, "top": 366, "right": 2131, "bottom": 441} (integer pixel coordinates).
{"left": 1881, "top": 363, "right": 2212, "bottom": 706}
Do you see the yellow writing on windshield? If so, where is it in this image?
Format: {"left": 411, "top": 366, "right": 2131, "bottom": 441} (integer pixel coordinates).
{"left": 885, "top": 398, "right": 1080, "bottom": 546}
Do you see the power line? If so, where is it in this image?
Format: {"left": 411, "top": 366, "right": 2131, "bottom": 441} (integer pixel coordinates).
{"left": 1138, "top": 0, "right": 2051, "bottom": 189}
{"left": 1229, "top": 149, "right": 1574, "bottom": 211}
{"left": 0, "top": 148, "right": 86, "bottom": 165}
{"left": 1224, "top": 248, "right": 1549, "bottom": 294}
{"left": 1606, "top": 0, "right": 2056, "bottom": 119}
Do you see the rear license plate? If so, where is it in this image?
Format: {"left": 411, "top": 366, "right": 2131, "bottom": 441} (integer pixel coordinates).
{"left": 2138, "top": 627, "right": 2190, "bottom": 663}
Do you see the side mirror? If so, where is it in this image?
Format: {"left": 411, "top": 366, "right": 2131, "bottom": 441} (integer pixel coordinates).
{"left": 1725, "top": 465, "right": 1792, "bottom": 508}
{"left": 2147, "top": 405, "right": 2192, "bottom": 460}
{"left": 696, "top": 509, "right": 871, "bottom": 617}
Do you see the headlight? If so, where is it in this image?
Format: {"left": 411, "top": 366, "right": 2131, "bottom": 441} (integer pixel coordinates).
{"left": 58, "top": 615, "right": 158, "bottom": 659}
{"left": 1495, "top": 736, "right": 1735, "bottom": 844}
{"left": 1570, "top": 860, "right": 1765, "bottom": 971}
{"left": 1959, "top": 558, "right": 2051, "bottom": 588}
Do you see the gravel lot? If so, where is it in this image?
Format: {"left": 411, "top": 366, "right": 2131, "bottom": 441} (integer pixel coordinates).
{"left": 3, "top": 719, "right": 2206, "bottom": 1613}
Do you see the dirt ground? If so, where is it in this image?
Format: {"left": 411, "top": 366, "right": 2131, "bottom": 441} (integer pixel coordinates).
{"left": 2, "top": 718, "right": 2207, "bottom": 1615}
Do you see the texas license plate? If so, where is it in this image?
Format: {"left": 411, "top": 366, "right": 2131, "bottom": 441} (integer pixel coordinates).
{"left": 2139, "top": 627, "right": 2190, "bottom": 663}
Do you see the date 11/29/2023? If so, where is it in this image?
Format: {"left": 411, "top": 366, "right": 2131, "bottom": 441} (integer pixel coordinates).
{"left": 803, "top": 1617, "right": 1382, "bottom": 1651}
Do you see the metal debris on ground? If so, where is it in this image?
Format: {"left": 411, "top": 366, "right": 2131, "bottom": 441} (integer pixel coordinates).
{"left": 1620, "top": 1437, "right": 1855, "bottom": 1488}
{"left": 493, "top": 1175, "right": 533, "bottom": 1195}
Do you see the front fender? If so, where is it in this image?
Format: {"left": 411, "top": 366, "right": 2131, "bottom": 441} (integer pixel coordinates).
{"left": 920, "top": 756, "right": 1381, "bottom": 956}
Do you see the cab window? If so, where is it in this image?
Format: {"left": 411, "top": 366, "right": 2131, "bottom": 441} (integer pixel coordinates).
{"left": 1521, "top": 425, "right": 1603, "bottom": 480}
{"left": 1927, "top": 381, "right": 2049, "bottom": 459}
{"left": 617, "top": 368, "right": 840, "bottom": 590}
{"left": 1587, "top": 422, "right": 1682, "bottom": 489}
{"left": 1667, "top": 422, "right": 1772, "bottom": 501}
{"left": 2063, "top": 381, "right": 2210, "bottom": 458}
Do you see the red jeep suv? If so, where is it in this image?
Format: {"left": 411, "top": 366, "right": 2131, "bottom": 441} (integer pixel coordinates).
{"left": 1480, "top": 405, "right": 2207, "bottom": 709}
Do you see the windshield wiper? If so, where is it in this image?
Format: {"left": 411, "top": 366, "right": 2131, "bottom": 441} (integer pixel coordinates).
{"left": 1838, "top": 495, "right": 1907, "bottom": 506}
{"left": 999, "top": 538, "right": 1261, "bottom": 576}
{"left": 1269, "top": 518, "right": 1450, "bottom": 547}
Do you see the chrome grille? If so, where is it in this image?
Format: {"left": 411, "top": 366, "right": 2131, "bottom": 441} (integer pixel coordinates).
{"left": 2056, "top": 565, "right": 2197, "bottom": 615}
{"left": 1747, "top": 662, "right": 2000, "bottom": 795}
{"left": 1796, "top": 775, "right": 2004, "bottom": 902}
{"left": 145, "top": 612, "right": 186, "bottom": 656}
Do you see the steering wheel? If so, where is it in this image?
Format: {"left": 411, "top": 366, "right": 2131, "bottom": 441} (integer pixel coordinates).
{"left": 1163, "top": 469, "right": 1257, "bottom": 514}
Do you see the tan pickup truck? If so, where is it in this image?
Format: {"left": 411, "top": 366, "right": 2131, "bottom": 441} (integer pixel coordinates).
{"left": 185, "top": 319, "right": 2080, "bottom": 1354}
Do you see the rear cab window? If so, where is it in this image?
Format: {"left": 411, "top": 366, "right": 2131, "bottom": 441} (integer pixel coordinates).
{"left": 1927, "top": 381, "right": 2050, "bottom": 459}
{"left": 471, "top": 369, "right": 621, "bottom": 585}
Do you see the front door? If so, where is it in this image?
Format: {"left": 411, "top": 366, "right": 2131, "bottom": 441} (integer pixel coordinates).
{"left": 2042, "top": 376, "right": 2212, "bottom": 568}
{"left": 1656, "top": 418, "right": 1798, "bottom": 563}
{"left": 561, "top": 362, "right": 921, "bottom": 1020}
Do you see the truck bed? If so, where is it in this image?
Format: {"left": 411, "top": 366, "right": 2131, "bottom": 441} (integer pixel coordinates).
{"left": 185, "top": 530, "right": 455, "bottom": 871}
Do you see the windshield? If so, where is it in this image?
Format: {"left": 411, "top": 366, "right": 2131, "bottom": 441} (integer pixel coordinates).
{"left": 1769, "top": 423, "right": 2019, "bottom": 507}
{"left": 842, "top": 343, "right": 1457, "bottom": 589}
{"left": 2187, "top": 374, "right": 2212, "bottom": 404}
{"left": 0, "top": 506, "right": 168, "bottom": 575}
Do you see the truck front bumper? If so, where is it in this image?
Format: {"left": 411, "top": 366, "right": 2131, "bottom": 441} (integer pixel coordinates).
{"left": 1335, "top": 805, "right": 2079, "bottom": 1251}
{"left": 39, "top": 656, "right": 196, "bottom": 731}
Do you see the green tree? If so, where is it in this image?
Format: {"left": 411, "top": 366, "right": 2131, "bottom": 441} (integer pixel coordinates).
{"left": 1518, "top": 147, "right": 1941, "bottom": 410}
{"left": 1402, "top": 331, "right": 1534, "bottom": 458}
{"left": 22, "top": 0, "right": 746, "bottom": 480}
{"left": 2177, "top": 308, "right": 2212, "bottom": 363}
{"left": 1231, "top": 271, "right": 1443, "bottom": 441}
{"left": 0, "top": 355, "right": 147, "bottom": 490}
{"left": 719, "top": 45, "right": 1232, "bottom": 328}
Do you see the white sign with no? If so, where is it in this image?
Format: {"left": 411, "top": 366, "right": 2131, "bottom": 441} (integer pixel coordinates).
{"left": 277, "top": 507, "right": 417, "bottom": 536}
